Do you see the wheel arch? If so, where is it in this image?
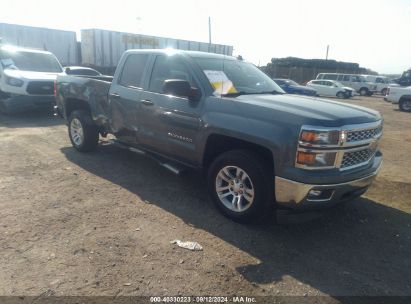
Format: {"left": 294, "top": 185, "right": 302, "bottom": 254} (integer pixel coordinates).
{"left": 202, "top": 134, "right": 275, "bottom": 175}
{"left": 65, "top": 98, "right": 92, "bottom": 119}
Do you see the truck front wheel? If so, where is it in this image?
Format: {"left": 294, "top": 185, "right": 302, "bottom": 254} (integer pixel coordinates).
{"left": 207, "top": 150, "right": 273, "bottom": 223}
{"left": 68, "top": 110, "right": 99, "bottom": 152}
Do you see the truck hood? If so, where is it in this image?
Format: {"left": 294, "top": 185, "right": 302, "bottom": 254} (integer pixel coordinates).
{"left": 234, "top": 94, "right": 381, "bottom": 127}
{"left": 3, "top": 69, "right": 63, "bottom": 81}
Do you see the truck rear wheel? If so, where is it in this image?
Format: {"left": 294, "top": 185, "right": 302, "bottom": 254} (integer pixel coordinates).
{"left": 68, "top": 110, "right": 99, "bottom": 152}
{"left": 207, "top": 150, "right": 273, "bottom": 223}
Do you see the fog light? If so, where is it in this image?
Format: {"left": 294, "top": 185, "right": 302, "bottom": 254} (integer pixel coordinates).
{"left": 307, "top": 189, "right": 334, "bottom": 201}
{"left": 309, "top": 190, "right": 322, "bottom": 197}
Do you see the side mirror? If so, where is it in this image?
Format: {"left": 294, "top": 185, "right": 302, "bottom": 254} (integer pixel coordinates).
{"left": 163, "top": 79, "right": 200, "bottom": 101}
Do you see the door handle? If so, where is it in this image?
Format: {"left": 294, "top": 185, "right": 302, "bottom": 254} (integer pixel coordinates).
{"left": 141, "top": 99, "right": 154, "bottom": 106}
{"left": 110, "top": 93, "right": 121, "bottom": 99}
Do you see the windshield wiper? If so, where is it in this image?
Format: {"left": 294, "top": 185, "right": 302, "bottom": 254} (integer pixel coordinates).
{"left": 221, "top": 91, "right": 252, "bottom": 97}
{"left": 255, "top": 90, "right": 284, "bottom": 95}
{"left": 222, "top": 90, "right": 283, "bottom": 97}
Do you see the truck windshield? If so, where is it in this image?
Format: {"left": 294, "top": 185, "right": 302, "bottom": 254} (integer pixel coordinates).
{"left": 0, "top": 50, "right": 62, "bottom": 73}
{"left": 193, "top": 57, "right": 284, "bottom": 96}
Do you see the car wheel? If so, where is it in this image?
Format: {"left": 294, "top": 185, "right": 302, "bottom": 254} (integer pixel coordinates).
{"left": 381, "top": 88, "right": 388, "bottom": 96}
{"left": 207, "top": 150, "right": 273, "bottom": 223}
{"left": 399, "top": 99, "right": 411, "bottom": 112}
{"left": 359, "top": 88, "right": 369, "bottom": 96}
{"left": 337, "top": 91, "right": 345, "bottom": 99}
{"left": 68, "top": 110, "right": 99, "bottom": 152}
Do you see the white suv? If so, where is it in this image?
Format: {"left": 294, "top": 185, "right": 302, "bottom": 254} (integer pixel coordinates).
{"left": 362, "top": 75, "right": 399, "bottom": 95}
{"left": 316, "top": 73, "right": 377, "bottom": 96}
{"left": 0, "top": 45, "right": 64, "bottom": 114}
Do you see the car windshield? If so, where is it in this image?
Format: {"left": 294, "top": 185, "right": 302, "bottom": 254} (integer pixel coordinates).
{"left": 192, "top": 57, "right": 284, "bottom": 96}
{"left": 333, "top": 81, "right": 344, "bottom": 87}
{"left": 285, "top": 80, "right": 299, "bottom": 86}
{"left": 0, "top": 50, "right": 63, "bottom": 73}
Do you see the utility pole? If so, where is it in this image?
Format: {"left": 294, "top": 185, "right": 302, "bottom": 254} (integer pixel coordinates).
{"left": 208, "top": 17, "right": 212, "bottom": 52}
{"left": 326, "top": 45, "right": 329, "bottom": 60}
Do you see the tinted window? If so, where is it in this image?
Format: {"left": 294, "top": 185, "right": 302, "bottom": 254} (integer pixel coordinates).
{"left": 376, "top": 77, "right": 384, "bottom": 83}
{"left": 274, "top": 79, "right": 286, "bottom": 85}
{"left": 119, "top": 54, "right": 149, "bottom": 88}
{"left": 149, "top": 55, "right": 196, "bottom": 94}
{"left": 343, "top": 75, "right": 350, "bottom": 81}
{"left": 351, "top": 75, "right": 360, "bottom": 82}
{"left": 67, "top": 68, "right": 100, "bottom": 76}
{"left": 337, "top": 75, "right": 344, "bottom": 81}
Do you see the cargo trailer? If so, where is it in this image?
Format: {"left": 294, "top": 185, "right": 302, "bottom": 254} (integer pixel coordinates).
{"left": 0, "top": 23, "right": 78, "bottom": 66}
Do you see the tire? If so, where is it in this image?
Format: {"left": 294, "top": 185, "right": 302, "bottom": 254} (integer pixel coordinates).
{"left": 359, "top": 88, "right": 369, "bottom": 96}
{"left": 381, "top": 88, "right": 388, "bottom": 96}
{"left": 68, "top": 110, "right": 99, "bottom": 152}
{"left": 336, "top": 91, "right": 345, "bottom": 99}
{"left": 399, "top": 99, "right": 411, "bottom": 112}
{"left": 207, "top": 150, "right": 273, "bottom": 223}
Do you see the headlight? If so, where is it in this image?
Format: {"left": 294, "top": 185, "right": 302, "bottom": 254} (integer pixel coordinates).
{"left": 296, "top": 151, "right": 337, "bottom": 168}
{"left": 5, "top": 76, "right": 24, "bottom": 87}
{"left": 299, "top": 129, "right": 340, "bottom": 146}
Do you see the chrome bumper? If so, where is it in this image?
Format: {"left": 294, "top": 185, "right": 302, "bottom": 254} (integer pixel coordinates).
{"left": 275, "top": 163, "right": 382, "bottom": 209}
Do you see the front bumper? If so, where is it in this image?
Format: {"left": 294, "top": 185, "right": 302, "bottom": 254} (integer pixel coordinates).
{"left": 275, "top": 161, "right": 382, "bottom": 210}
{"left": 0, "top": 94, "right": 54, "bottom": 113}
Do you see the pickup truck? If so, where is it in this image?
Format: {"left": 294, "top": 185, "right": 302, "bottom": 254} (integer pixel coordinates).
{"left": 0, "top": 44, "right": 64, "bottom": 114}
{"left": 385, "top": 86, "right": 411, "bottom": 112}
{"left": 55, "top": 49, "right": 383, "bottom": 222}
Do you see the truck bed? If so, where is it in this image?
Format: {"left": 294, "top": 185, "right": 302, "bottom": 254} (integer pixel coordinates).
{"left": 56, "top": 75, "right": 113, "bottom": 128}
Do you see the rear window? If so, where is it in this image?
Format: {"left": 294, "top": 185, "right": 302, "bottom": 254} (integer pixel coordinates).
{"left": 119, "top": 54, "right": 149, "bottom": 88}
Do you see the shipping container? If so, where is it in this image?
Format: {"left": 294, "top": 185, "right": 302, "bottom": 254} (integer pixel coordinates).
{"left": 0, "top": 23, "right": 78, "bottom": 66}
{"left": 81, "top": 29, "right": 234, "bottom": 70}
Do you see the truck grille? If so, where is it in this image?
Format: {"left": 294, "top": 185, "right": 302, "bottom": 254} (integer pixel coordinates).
{"left": 347, "top": 126, "right": 382, "bottom": 142}
{"left": 26, "top": 81, "right": 54, "bottom": 95}
{"left": 341, "top": 149, "right": 373, "bottom": 168}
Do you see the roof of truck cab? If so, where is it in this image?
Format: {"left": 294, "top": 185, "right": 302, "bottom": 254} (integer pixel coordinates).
{"left": 124, "top": 49, "right": 237, "bottom": 60}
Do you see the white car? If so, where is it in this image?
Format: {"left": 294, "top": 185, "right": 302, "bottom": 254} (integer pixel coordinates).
{"left": 385, "top": 86, "right": 411, "bottom": 112}
{"left": 306, "top": 80, "right": 356, "bottom": 98}
{"left": 362, "top": 75, "right": 399, "bottom": 95}
{"left": 0, "top": 44, "right": 64, "bottom": 114}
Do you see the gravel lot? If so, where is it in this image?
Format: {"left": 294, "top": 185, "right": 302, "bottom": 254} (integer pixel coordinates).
{"left": 0, "top": 95, "right": 410, "bottom": 300}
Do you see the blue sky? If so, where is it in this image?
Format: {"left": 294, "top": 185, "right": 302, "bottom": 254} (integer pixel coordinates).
{"left": 1, "top": 0, "right": 410, "bottom": 73}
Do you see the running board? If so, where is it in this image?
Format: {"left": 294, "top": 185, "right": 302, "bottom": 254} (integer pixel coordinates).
{"left": 107, "top": 139, "right": 185, "bottom": 175}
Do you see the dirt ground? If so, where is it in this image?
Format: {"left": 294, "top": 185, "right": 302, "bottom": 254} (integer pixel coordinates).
{"left": 0, "top": 95, "right": 410, "bottom": 301}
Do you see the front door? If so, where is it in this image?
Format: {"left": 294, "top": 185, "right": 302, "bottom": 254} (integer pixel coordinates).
{"left": 138, "top": 54, "right": 203, "bottom": 165}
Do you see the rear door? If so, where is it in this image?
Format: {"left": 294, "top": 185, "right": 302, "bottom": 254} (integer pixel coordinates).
{"left": 138, "top": 54, "right": 203, "bottom": 164}
{"left": 108, "top": 53, "right": 150, "bottom": 143}
{"left": 322, "top": 81, "right": 336, "bottom": 96}
{"left": 310, "top": 81, "right": 327, "bottom": 95}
